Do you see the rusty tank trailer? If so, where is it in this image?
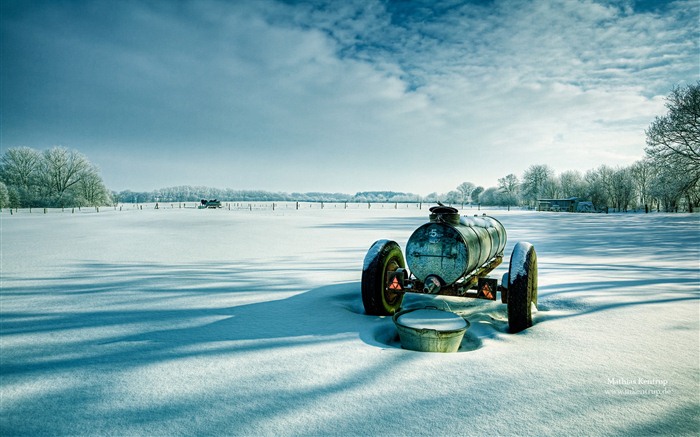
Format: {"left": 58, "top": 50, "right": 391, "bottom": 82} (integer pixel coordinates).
{"left": 361, "top": 205, "right": 538, "bottom": 333}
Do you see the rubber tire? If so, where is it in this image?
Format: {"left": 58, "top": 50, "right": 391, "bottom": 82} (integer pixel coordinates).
{"left": 507, "top": 242, "right": 538, "bottom": 333}
{"left": 362, "top": 240, "right": 405, "bottom": 316}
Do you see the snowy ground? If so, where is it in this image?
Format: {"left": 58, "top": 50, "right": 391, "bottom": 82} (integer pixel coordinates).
{"left": 1, "top": 205, "right": 699, "bottom": 436}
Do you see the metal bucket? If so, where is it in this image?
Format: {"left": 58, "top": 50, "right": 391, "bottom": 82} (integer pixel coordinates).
{"left": 393, "top": 308, "right": 469, "bottom": 353}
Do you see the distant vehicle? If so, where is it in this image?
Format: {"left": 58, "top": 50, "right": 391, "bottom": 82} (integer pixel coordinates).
{"left": 198, "top": 199, "right": 222, "bottom": 209}
{"left": 361, "top": 205, "right": 538, "bottom": 333}
{"left": 576, "top": 201, "right": 594, "bottom": 213}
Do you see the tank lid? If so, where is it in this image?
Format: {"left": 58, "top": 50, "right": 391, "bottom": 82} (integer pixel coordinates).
{"left": 429, "top": 205, "right": 459, "bottom": 215}
{"left": 429, "top": 205, "right": 460, "bottom": 225}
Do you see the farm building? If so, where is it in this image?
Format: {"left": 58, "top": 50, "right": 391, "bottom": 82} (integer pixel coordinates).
{"left": 537, "top": 197, "right": 587, "bottom": 212}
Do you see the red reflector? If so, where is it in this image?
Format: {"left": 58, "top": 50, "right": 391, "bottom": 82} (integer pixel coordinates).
{"left": 480, "top": 283, "right": 494, "bottom": 300}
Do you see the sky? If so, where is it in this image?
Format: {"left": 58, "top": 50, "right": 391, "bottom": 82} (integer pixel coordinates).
{"left": 1, "top": 0, "right": 698, "bottom": 195}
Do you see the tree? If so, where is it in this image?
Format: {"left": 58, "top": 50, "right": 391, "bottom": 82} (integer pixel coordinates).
{"left": 497, "top": 174, "right": 519, "bottom": 210}
{"left": 0, "top": 146, "right": 41, "bottom": 206}
{"left": 649, "top": 166, "right": 684, "bottom": 212}
{"left": 0, "top": 146, "right": 40, "bottom": 188}
{"left": 7, "top": 186, "right": 21, "bottom": 209}
{"left": 609, "top": 167, "right": 635, "bottom": 212}
{"left": 39, "top": 147, "right": 90, "bottom": 206}
{"left": 479, "top": 187, "right": 502, "bottom": 206}
{"left": 0, "top": 181, "right": 8, "bottom": 210}
{"left": 541, "top": 176, "right": 561, "bottom": 199}
{"left": 629, "top": 159, "right": 652, "bottom": 212}
{"left": 471, "top": 186, "right": 484, "bottom": 204}
{"left": 645, "top": 82, "right": 700, "bottom": 212}
{"left": 456, "top": 182, "right": 475, "bottom": 207}
{"left": 521, "top": 164, "right": 554, "bottom": 207}
{"left": 78, "top": 165, "right": 111, "bottom": 206}
{"left": 443, "top": 190, "right": 461, "bottom": 205}
{"left": 424, "top": 192, "right": 439, "bottom": 203}
{"left": 0, "top": 146, "right": 110, "bottom": 207}
{"left": 584, "top": 166, "right": 611, "bottom": 210}
{"left": 117, "top": 190, "right": 150, "bottom": 204}
{"left": 559, "top": 170, "right": 587, "bottom": 198}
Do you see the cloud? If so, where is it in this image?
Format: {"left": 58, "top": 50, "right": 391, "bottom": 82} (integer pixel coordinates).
{"left": 1, "top": 0, "right": 697, "bottom": 193}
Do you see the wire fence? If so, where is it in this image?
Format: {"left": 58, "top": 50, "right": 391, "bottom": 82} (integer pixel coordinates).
{"left": 2, "top": 201, "right": 476, "bottom": 215}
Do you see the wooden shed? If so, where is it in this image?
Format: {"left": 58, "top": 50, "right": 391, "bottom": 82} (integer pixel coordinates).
{"left": 537, "top": 197, "right": 579, "bottom": 212}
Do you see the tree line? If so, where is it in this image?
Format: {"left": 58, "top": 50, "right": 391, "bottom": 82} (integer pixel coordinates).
{"left": 113, "top": 188, "right": 422, "bottom": 204}
{"left": 2, "top": 83, "right": 697, "bottom": 212}
{"left": 0, "top": 147, "right": 111, "bottom": 209}
{"left": 445, "top": 82, "right": 699, "bottom": 212}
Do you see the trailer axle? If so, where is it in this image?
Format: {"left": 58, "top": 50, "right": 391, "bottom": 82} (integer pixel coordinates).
{"left": 387, "top": 255, "right": 503, "bottom": 300}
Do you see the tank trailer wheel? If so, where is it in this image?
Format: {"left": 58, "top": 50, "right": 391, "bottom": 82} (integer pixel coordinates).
{"left": 362, "top": 240, "right": 406, "bottom": 316}
{"left": 507, "top": 242, "right": 538, "bottom": 333}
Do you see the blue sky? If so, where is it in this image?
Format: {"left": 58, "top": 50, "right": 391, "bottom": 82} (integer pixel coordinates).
{"left": 1, "top": 0, "right": 697, "bottom": 194}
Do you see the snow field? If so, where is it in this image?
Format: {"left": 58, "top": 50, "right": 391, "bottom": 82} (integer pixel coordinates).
{"left": 1, "top": 207, "right": 698, "bottom": 436}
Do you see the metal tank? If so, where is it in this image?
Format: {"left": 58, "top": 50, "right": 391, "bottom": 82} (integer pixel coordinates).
{"left": 406, "top": 206, "right": 507, "bottom": 287}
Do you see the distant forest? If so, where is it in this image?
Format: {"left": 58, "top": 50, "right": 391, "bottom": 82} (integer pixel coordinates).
{"left": 113, "top": 188, "right": 422, "bottom": 204}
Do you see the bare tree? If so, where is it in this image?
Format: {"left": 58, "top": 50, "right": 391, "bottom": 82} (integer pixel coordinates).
{"left": 0, "top": 181, "right": 8, "bottom": 211}
{"left": 559, "top": 170, "right": 586, "bottom": 198}
{"left": 0, "top": 146, "right": 41, "bottom": 206}
{"left": 649, "top": 166, "right": 685, "bottom": 212}
{"left": 609, "top": 167, "right": 635, "bottom": 212}
{"left": 521, "top": 164, "right": 554, "bottom": 207}
{"left": 479, "top": 187, "right": 503, "bottom": 206}
{"left": 629, "top": 159, "right": 652, "bottom": 212}
{"left": 541, "top": 176, "right": 561, "bottom": 199}
{"left": 0, "top": 146, "right": 41, "bottom": 186}
{"left": 646, "top": 82, "right": 700, "bottom": 211}
{"left": 456, "top": 182, "right": 475, "bottom": 207}
{"left": 646, "top": 82, "right": 700, "bottom": 166}
{"left": 443, "top": 190, "right": 461, "bottom": 205}
{"left": 584, "top": 166, "right": 612, "bottom": 210}
{"left": 497, "top": 174, "right": 519, "bottom": 210}
{"left": 78, "top": 165, "right": 111, "bottom": 206}
{"left": 39, "top": 147, "right": 90, "bottom": 205}
{"left": 471, "top": 186, "right": 484, "bottom": 205}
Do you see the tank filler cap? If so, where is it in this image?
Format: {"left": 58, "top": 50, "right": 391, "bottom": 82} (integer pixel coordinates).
{"left": 429, "top": 205, "right": 459, "bottom": 215}
{"left": 429, "top": 205, "right": 460, "bottom": 224}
